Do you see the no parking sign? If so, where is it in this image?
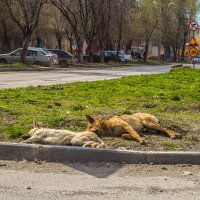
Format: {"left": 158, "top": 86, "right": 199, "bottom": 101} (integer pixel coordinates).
{"left": 189, "top": 47, "right": 198, "bottom": 58}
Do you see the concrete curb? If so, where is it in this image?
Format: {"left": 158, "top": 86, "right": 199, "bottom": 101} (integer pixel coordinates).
{"left": 0, "top": 142, "right": 199, "bottom": 164}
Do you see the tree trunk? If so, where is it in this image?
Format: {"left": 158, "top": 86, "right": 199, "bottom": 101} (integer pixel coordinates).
{"left": 172, "top": 47, "right": 177, "bottom": 61}
{"left": 181, "top": 31, "right": 187, "bottom": 61}
{"left": 55, "top": 32, "right": 62, "bottom": 49}
{"left": 21, "top": 33, "right": 31, "bottom": 63}
{"left": 69, "top": 38, "right": 73, "bottom": 54}
{"left": 1, "top": 19, "right": 11, "bottom": 53}
{"left": 117, "top": 36, "right": 122, "bottom": 62}
{"left": 88, "top": 45, "right": 93, "bottom": 62}
{"left": 144, "top": 39, "right": 149, "bottom": 63}
{"left": 78, "top": 49, "right": 84, "bottom": 63}
{"left": 77, "top": 44, "right": 84, "bottom": 63}
{"left": 99, "top": 39, "right": 104, "bottom": 63}
{"left": 164, "top": 45, "right": 170, "bottom": 61}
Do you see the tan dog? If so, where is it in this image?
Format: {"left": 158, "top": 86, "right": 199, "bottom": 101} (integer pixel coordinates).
{"left": 86, "top": 113, "right": 182, "bottom": 144}
{"left": 23, "top": 124, "right": 105, "bottom": 148}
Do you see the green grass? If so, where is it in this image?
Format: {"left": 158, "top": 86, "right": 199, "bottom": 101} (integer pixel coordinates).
{"left": 0, "top": 62, "right": 34, "bottom": 68}
{"left": 0, "top": 68, "right": 200, "bottom": 151}
{"left": 161, "top": 141, "right": 181, "bottom": 150}
{"left": 130, "top": 59, "right": 167, "bottom": 65}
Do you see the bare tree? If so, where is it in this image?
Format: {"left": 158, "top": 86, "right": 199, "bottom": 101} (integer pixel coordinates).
{"left": 41, "top": 5, "right": 67, "bottom": 49}
{"left": 139, "top": 0, "right": 159, "bottom": 62}
{"left": 77, "top": 0, "right": 116, "bottom": 61}
{"left": 154, "top": 0, "right": 196, "bottom": 61}
{"left": 51, "top": 0, "right": 85, "bottom": 62}
{"left": 113, "top": 0, "right": 132, "bottom": 56}
{"left": 0, "top": 1, "right": 12, "bottom": 53}
{"left": 2, "top": 0, "right": 45, "bottom": 63}
{"left": 97, "top": 0, "right": 112, "bottom": 62}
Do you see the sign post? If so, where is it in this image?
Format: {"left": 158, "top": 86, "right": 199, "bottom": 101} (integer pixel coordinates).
{"left": 188, "top": 21, "right": 199, "bottom": 69}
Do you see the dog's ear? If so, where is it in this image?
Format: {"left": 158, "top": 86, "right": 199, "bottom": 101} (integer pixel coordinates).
{"left": 34, "top": 121, "right": 40, "bottom": 128}
{"left": 85, "top": 115, "right": 96, "bottom": 124}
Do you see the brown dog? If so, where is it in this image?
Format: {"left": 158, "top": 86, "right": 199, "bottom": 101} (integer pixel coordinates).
{"left": 86, "top": 113, "right": 182, "bottom": 144}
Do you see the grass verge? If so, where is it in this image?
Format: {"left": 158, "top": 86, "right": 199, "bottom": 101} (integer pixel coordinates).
{"left": 0, "top": 62, "right": 33, "bottom": 68}
{"left": 0, "top": 68, "right": 199, "bottom": 151}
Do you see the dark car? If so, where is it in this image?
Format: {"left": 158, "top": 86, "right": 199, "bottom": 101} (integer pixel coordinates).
{"left": 48, "top": 49, "right": 74, "bottom": 67}
{"left": 93, "top": 51, "right": 125, "bottom": 63}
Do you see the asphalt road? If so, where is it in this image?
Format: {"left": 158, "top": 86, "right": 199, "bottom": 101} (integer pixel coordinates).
{"left": 0, "top": 160, "right": 199, "bottom": 200}
{"left": 0, "top": 65, "right": 172, "bottom": 89}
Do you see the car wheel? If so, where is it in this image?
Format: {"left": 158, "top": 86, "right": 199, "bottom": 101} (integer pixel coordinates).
{"left": 0, "top": 59, "right": 8, "bottom": 64}
{"left": 33, "top": 61, "right": 42, "bottom": 66}
{"left": 59, "top": 60, "right": 68, "bottom": 67}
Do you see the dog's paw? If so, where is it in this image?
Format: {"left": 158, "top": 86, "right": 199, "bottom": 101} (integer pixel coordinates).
{"left": 97, "top": 143, "right": 105, "bottom": 148}
{"left": 140, "top": 139, "right": 147, "bottom": 145}
{"left": 170, "top": 133, "right": 182, "bottom": 139}
{"left": 175, "top": 133, "right": 182, "bottom": 139}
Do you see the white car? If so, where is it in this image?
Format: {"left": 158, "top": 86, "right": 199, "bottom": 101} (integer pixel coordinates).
{"left": 112, "top": 51, "right": 132, "bottom": 62}
{"left": 193, "top": 56, "right": 200, "bottom": 63}
{"left": 110, "top": 51, "right": 126, "bottom": 62}
{"left": 0, "top": 48, "right": 54, "bottom": 66}
{"left": 120, "top": 52, "right": 132, "bottom": 61}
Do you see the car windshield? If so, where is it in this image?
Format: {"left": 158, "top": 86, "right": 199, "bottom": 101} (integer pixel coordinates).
{"left": 42, "top": 48, "right": 49, "bottom": 53}
{"left": 41, "top": 50, "right": 48, "bottom": 55}
{"left": 66, "top": 52, "right": 73, "bottom": 56}
{"left": 110, "top": 51, "right": 123, "bottom": 54}
{"left": 10, "top": 49, "right": 22, "bottom": 56}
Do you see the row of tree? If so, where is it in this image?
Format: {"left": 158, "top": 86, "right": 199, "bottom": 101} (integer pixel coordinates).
{"left": 0, "top": 0, "right": 198, "bottom": 63}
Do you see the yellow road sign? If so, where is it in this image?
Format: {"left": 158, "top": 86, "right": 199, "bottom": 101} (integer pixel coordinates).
{"left": 189, "top": 37, "right": 199, "bottom": 46}
{"left": 189, "top": 47, "right": 198, "bottom": 57}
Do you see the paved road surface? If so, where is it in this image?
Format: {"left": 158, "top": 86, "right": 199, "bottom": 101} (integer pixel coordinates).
{"left": 0, "top": 160, "right": 199, "bottom": 200}
{"left": 0, "top": 65, "right": 172, "bottom": 89}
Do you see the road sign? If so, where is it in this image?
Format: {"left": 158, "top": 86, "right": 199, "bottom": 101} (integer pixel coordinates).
{"left": 189, "top": 21, "right": 199, "bottom": 31}
{"left": 189, "top": 37, "right": 199, "bottom": 46}
{"left": 189, "top": 47, "right": 198, "bottom": 57}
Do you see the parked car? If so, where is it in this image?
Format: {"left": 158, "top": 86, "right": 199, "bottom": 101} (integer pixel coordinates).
{"left": 111, "top": 51, "right": 129, "bottom": 62}
{"left": 93, "top": 51, "right": 125, "bottom": 63}
{"left": 118, "top": 51, "right": 132, "bottom": 61}
{"left": 47, "top": 49, "right": 74, "bottom": 67}
{"left": 193, "top": 55, "right": 200, "bottom": 63}
{"left": 29, "top": 47, "right": 58, "bottom": 65}
{"left": 0, "top": 48, "right": 54, "bottom": 66}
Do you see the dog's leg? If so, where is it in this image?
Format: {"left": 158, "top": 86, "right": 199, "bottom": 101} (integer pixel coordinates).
{"left": 122, "top": 134, "right": 134, "bottom": 140}
{"left": 22, "top": 137, "right": 41, "bottom": 144}
{"left": 83, "top": 141, "right": 99, "bottom": 148}
{"left": 83, "top": 141, "right": 93, "bottom": 147}
{"left": 71, "top": 138, "right": 98, "bottom": 147}
{"left": 122, "top": 124, "right": 145, "bottom": 144}
{"left": 143, "top": 123, "right": 182, "bottom": 139}
{"left": 97, "top": 143, "right": 105, "bottom": 148}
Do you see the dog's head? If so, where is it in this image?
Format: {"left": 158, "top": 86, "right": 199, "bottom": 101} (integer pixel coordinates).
{"left": 85, "top": 115, "right": 101, "bottom": 134}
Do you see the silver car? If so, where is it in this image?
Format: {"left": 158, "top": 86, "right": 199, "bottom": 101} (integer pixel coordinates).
{"left": 29, "top": 47, "right": 58, "bottom": 65}
{"left": 0, "top": 48, "right": 54, "bottom": 66}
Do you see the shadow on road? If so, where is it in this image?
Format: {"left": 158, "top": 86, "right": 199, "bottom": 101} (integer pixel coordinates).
{"left": 64, "top": 162, "right": 123, "bottom": 178}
